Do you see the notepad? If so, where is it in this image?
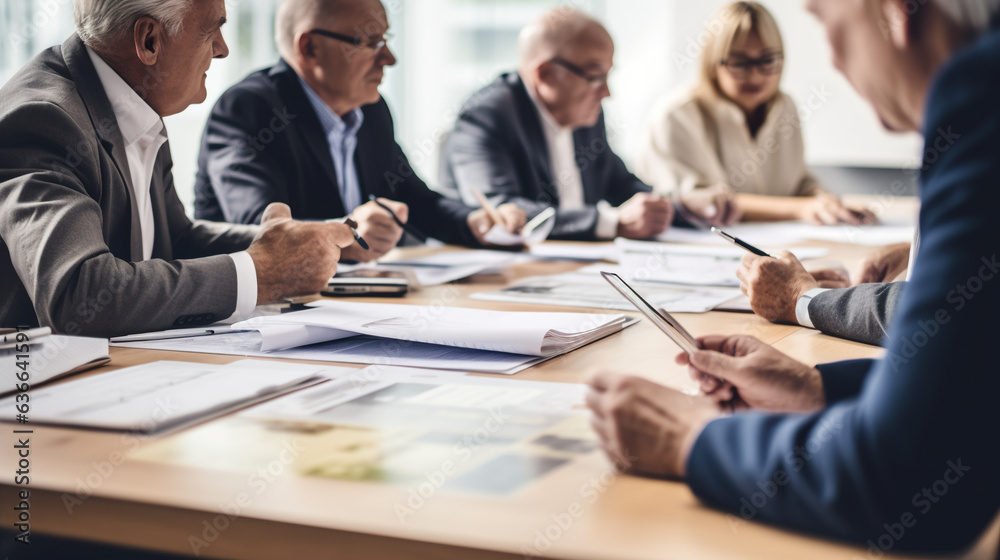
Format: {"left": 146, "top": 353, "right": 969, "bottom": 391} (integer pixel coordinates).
{"left": 235, "top": 301, "right": 632, "bottom": 356}
{"left": 1, "top": 335, "right": 110, "bottom": 397}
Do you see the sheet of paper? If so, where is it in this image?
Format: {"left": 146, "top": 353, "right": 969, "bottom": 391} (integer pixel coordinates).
{"left": 529, "top": 242, "right": 619, "bottom": 262}
{"left": 129, "top": 368, "right": 596, "bottom": 496}
{"left": 470, "top": 271, "right": 741, "bottom": 313}
{"left": 658, "top": 226, "right": 800, "bottom": 246}
{"left": 482, "top": 208, "right": 556, "bottom": 246}
{"left": 615, "top": 239, "right": 830, "bottom": 287}
{"left": 657, "top": 219, "right": 916, "bottom": 247}
{"left": 244, "top": 366, "right": 586, "bottom": 422}
{"left": 713, "top": 293, "right": 754, "bottom": 312}
{"left": 386, "top": 249, "right": 520, "bottom": 268}
{"left": 111, "top": 331, "right": 546, "bottom": 375}
{"left": 0, "top": 359, "right": 338, "bottom": 432}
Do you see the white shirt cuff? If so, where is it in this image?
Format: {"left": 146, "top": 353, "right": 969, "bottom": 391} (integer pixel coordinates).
{"left": 595, "top": 201, "right": 620, "bottom": 240}
{"left": 794, "top": 288, "right": 830, "bottom": 329}
{"left": 226, "top": 251, "right": 258, "bottom": 321}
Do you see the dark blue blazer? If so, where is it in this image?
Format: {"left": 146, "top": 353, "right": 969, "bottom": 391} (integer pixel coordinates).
{"left": 194, "top": 60, "right": 476, "bottom": 246}
{"left": 440, "top": 72, "right": 652, "bottom": 241}
{"left": 686, "top": 26, "right": 1000, "bottom": 552}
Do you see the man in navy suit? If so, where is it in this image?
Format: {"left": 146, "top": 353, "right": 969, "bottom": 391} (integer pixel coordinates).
{"left": 587, "top": 0, "right": 1000, "bottom": 552}
{"left": 194, "top": 0, "right": 525, "bottom": 262}
{"left": 440, "top": 8, "right": 677, "bottom": 241}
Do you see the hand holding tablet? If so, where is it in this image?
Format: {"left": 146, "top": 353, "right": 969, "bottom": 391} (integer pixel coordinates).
{"left": 601, "top": 271, "right": 737, "bottom": 411}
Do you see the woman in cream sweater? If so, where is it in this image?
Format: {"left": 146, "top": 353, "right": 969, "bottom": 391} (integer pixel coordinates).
{"left": 637, "top": 1, "right": 874, "bottom": 226}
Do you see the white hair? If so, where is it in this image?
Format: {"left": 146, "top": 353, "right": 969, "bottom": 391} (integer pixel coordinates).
{"left": 934, "top": 0, "right": 1000, "bottom": 32}
{"left": 73, "top": 0, "right": 193, "bottom": 49}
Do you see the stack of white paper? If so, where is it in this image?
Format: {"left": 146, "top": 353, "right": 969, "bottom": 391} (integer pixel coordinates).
{"left": 0, "top": 360, "right": 338, "bottom": 432}
{"left": 1, "top": 333, "right": 109, "bottom": 396}
{"left": 111, "top": 332, "right": 552, "bottom": 375}
{"left": 235, "top": 300, "right": 631, "bottom": 357}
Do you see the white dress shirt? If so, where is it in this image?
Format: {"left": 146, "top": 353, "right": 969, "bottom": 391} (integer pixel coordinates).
{"left": 86, "top": 48, "right": 257, "bottom": 319}
{"left": 523, "top": 77, "right": 620, "bottom": 239}
{"left": 636, "top": 88, "right": 823, "bottom": 198}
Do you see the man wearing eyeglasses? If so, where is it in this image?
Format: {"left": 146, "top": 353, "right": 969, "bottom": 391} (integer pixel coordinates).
{"left": 440, "top": 8, "right": 675, "bottom": 241}
{"left": 194, "top": 0, "right": 525, "bottom": 261}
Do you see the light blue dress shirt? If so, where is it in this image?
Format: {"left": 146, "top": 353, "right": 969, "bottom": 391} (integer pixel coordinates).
{"left": 298, "top": 76, "right": 365, "bottom": 213}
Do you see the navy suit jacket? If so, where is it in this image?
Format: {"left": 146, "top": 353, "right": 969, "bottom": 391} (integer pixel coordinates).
{"left": 440, "top": 72, "right": 652, "bottom": 241}
{"left": 194, "top": 60, "right": 476, "bottom": 246}
{"left": 686, "top": 27, "right": 1000, "bottom": 552}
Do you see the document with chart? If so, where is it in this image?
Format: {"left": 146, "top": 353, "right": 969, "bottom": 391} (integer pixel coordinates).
{"left": 130, "top": 367, "right": 597, "bottom": 496}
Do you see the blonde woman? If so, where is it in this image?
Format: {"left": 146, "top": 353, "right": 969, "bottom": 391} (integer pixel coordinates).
{"left": 637, "top": 1, "right": 875, "bottom": 226}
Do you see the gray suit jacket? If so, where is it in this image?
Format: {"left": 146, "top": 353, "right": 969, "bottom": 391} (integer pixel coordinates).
{"left": 0, "top": 35, "right": 258, "bottom": 337}
{"left": 808, "top": 282, "right": 907, "bottom": 346}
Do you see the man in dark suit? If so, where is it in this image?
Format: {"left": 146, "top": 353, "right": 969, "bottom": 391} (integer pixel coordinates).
{"left": 587, "top": 0, "right": 1000, "bottom": 552}
{"left": 0, "top": 0, "right": 354, "bottom": 337}
{"left": 195, "top": 0, "right": 524, "bottom": 262}
{"left": 440, "top": 8, "right": 674, "bottom": 242}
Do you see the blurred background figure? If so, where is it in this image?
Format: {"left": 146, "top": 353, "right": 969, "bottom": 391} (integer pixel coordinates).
{"left": 636, "top": 1, "right": 876, "bottom": 227}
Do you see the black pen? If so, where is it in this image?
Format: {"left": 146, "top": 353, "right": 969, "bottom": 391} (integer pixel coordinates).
{"left": 711, "top": 227, "right": 776, "bottom": 258}
{"left": 368, "top": 194, "right": 427, "bottom": 242}
{"left": 343, "top": 218, "right": 370, "bottom": 250}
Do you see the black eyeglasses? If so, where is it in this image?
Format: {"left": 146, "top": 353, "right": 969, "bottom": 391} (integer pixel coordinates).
{"left": 308, "top": 29, "right": 391, "bottom": 51}
{"left": 550, "top": 57, "right": 610, "bottom": 87}
{"left": 720, "top": 54, "right": 784, "bottom": 78}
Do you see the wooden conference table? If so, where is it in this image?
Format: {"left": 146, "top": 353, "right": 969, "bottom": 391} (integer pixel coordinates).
{"left": 3, "top": 197, "right": 999, "bottom": 560}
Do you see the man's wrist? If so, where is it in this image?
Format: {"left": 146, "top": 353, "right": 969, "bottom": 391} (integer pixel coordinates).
{"left": 794, "top": 288, "right": 830, "bottom": 329}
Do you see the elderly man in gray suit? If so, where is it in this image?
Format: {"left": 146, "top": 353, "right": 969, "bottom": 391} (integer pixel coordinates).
{"left": 0, "top": 0, "right": 356, "bottom": 338}
{"left": 738, "top": 241, "right": 913, "bottom": 346}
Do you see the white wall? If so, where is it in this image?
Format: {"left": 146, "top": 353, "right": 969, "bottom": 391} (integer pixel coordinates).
{"left": 0, "top": 0, "right": 927, "bottom": 213}
{"left": 602, "top": 0, "right": 924, "bottom": 170}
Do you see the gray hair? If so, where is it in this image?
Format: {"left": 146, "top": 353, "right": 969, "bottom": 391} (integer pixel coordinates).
{"left": 934, "top": 0, "right": 1000, "bottom": 33}
{"left": 73, "top": 0, "right": 192, "bottom": 49}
